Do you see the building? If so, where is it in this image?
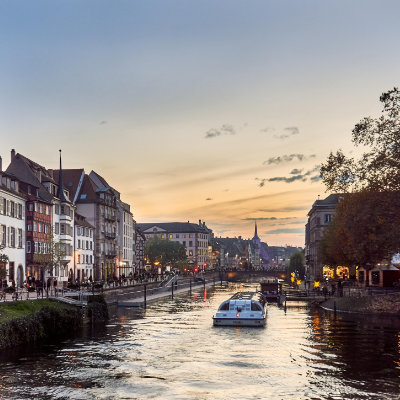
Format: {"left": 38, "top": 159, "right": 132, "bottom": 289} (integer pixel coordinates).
{"left": 0, "top": 161, "right": 26, "bottom": 287}
{"left": 249, "top": 222, "right": 261, "bottom": 269}
{"left": 135, "top": 226, "right": 146, "bottom": 272}
{"left": 118, "top": 202, "right": 135, "bottom": 277}
{"left": 74, "top": 213, "right": 95, "bottom": 281}
{"left": 6, "top": 150, "right": 76, "bottom": 285}
{"left": 305, "top": 193, "right": 342, "bottom": 283}
{"left": 137, "top": 220, "right": 212, "bottom": 269}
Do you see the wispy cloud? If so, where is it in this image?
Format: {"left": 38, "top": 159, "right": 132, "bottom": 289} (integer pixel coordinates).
{"left": 256, "top": 165, "right": 320, "bottom": 187}
{"left": 99, "top": 120, "right": 107, "bottom": 125}
{"left": 265, "top": 228, "right": 304, "bottom": 234}
{"left": 290, "top": 168, "right": 303, "bottom": 175}
{"left": 263, "top": 154, "right": 316, "bottom": 165}
{"left": 273, "top": 126, "right": 300, "bottom": 140}
{"left": 260, "top": 127, "right": 276, "bottom": 133}
{"left": 205, "top": 197, "right": 212, "bottom": 201}
{"left": 242, "top": 217, "right": 293, "bottom": 221}
{"left": 205, "top": 124, "right": 236, "bottom": 139}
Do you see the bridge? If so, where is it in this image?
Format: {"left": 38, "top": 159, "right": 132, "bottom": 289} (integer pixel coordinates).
{"left": 223, "top": 270, "right": 285, "bottom": 282}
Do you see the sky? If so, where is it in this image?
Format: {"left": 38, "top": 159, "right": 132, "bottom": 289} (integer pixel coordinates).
{"left": 1, "top": 0, "right": 400, "bottom": 246}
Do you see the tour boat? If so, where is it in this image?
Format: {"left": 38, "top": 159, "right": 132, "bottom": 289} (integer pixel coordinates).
{"left": 260, "top": 280, "right": 283, "bottom": 303}
{"left": 212, "top": 292, "right": 266, "bottom": 327}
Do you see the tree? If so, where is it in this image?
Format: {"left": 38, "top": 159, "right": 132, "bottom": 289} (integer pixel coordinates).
{"left": 318, "top": 191, "right": 400, "bottom": 268}
{"left": 289, "top": 251, "right": 305, "bottom": 277}
{"left": 44, "top": 229, "right": 66, "bottom": 278}
{"left": 321, "top": 88, "right": 400, "bottom": 192}
{"left": 0, "top": 245, "right": 9, "bottom": 280}
{"left": 145, "top": 237, "right": 187, "bottom": 266}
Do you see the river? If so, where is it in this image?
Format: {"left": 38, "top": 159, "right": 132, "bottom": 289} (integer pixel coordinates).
{"left": 1, "top": 283, "right": 400, "bottom": 400}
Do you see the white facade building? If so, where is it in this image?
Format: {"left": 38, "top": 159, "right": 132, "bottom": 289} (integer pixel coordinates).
{"left": 74, "top": 213, "right": 94, "bottom": 281}
{"left": 119, "top": 202, "right": 135, "bottom": 277}
{"left": 0, "top": 170, "right": 26, "bottom": 287}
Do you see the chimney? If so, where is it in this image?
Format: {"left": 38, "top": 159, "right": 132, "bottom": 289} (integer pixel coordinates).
{"left": 0, "top": 156, "right": 2, "bottom": 172}
{"left": 11, "top": 149, "right": 15, "bottom": 162}
{"left": 199, "top": 219, "right": 201, "bottom": 226}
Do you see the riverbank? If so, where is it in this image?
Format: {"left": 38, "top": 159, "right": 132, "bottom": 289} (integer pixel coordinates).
{"left": 320, "top": 292, "right": 400, "bottom": 315}
{"left": 0, "top": 299, "right": 83, "bottom": 349}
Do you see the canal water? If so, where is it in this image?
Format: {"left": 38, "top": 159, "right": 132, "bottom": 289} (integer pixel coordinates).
{"left": 1, "top": 283, "right": 400, "bottom": 400}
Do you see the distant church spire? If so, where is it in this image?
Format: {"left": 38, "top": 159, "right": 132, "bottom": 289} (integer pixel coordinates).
{"left": 57, "top": 149, "right": 67, "bottom": 202}
{"left": 253, "top": 220, "right": 259, "bottom": 240}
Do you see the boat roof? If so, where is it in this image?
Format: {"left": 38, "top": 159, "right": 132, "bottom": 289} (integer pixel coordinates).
{"left": 229, "top": 292, "right": 260, "bottom": 301}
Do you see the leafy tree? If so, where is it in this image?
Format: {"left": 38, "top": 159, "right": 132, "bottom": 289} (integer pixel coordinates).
{"left": 321, "top": 88, "right": 400, "bottom": 192}
{"left": 44, "top": 229, "right": 66, "bottom": 277}
{"left": 318, "top": 191, "right": 400, "bottom": 267}
{"left": 145, "top": 237, "right": 187, "bottom": 266}
{"left": 0, "top": 245, "right": 9, "bottom": 279}
{"left": 289, "top": 251, "right": 305, "bottom": 277}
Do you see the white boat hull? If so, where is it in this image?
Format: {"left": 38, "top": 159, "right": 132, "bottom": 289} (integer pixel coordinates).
{"left": 213, "top": 317, "right": 265, "bottom": 327}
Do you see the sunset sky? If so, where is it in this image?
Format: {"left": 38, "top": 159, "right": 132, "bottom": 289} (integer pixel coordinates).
{"left": 2, "top": 1, "right": 400, "bottom": 246}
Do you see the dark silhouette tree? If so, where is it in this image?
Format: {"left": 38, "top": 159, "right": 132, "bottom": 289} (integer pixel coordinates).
{"left": 145, "top": 237, "right": 187, "bottom": 266}
{"left": 321, "top": 88, "right": 400, "bottom": 192}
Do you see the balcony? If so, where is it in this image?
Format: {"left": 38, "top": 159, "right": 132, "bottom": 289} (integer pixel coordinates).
{"left": 102, "top": 213, "right": 116, "bottom": 222}
{"left": 104, "top": 232, "right": 116, "bottom": 239}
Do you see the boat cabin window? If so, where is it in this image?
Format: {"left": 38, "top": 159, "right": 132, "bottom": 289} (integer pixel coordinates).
{"left": 219, "top": 302, "right": 230, "bottom": 311}
{"left": 251, "top": 301, "right": 262, "bottom": 311}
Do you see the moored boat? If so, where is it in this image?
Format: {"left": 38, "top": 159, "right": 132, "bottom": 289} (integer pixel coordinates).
{"left": 212, "top": 292, "right": 266, "bottom": 327}
{"left": 260, "top": 280, "right": 283, "bottom": 303}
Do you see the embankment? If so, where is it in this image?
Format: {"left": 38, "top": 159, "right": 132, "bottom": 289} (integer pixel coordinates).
{"left": 0, "top": 300, "right": 83, "bottom": 349}
{"left": 321, "top": 293, "right": 400, "bottom": 315}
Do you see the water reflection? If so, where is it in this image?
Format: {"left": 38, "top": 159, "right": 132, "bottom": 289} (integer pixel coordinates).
{"left": 1, "top": 284, "right": 400, "bottom": 399}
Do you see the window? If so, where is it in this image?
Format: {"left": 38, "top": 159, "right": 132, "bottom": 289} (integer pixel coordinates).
{"left": 34, "top": 203, "right": 38, "bottom": 212}
{"left": 60, "top": 224, "right": 65, "bottom": 234}
{"left": 371, "top": 271, "right": 380, "bottom": 285}
{"left": 18, "top": 229, "right": 22, "bottom": 248}
{"left": 39, "top": 203, "right": 43, "bottom": 214}
{"left": 38, "top": 223, "right": 42, "bottom": 233}
{"left": 33, "top": 222, "right": 37, "bottom": 232}
{"left": 325, "top": 214, "right": 332, "bottom": 223}
{"left": 10, "top": 201, "right": 15, "bottom": 217}
{"left": 28, "top": 203, "right": 33, "bottom": 212}
{"left": 1, "top": 225, "right": 5, "bottom": 246}
{"left": 44, "top": 224, "right": 49, "bottom": 234}
{"left": 189, "top": 250, "right": 193, "bottom": 256}
{"left": 78, "top": 255, "right": 80, "bottom": 264}
{"left": 169, "top": 234, "right": 173, "bottom": 239}
{"left": 55, "top": 204, "right": 60, "bottom": 214}
{"left": 176, "top": 234, "right": 179, "bottom": 238}
{"left": 10, "top": 228, "right": 15, "bottom": 247}
{"left": 189, "top": 241, "right": 193, "bottom": 247}
{"left": 78, "top": 239, "right": 81, "bottom": 248}
{"left": 18, "top": 204, "right": 22, "bottom": 219}
{"left": 55, "top": 223, "right": 59, "bottom": 234}
{"left": 358, "top": 271, "right": 364, "bottom": 283}
{"left": 26, "top": 241, "right": 31, "bottom": 253}
{"left": 161, "top": 234, "right": 165, "bottom": 239}
{"left": 189, "top": 234, "right": 193, "bottom": 238}
{"left": 27, "top": 224, "right": 32, "bottom": 231}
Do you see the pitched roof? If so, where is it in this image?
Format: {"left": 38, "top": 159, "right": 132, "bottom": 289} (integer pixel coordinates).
{"left": 51, "top": 169, "right": 84, "bottom": 203}
{"left": 6, "top": 154, "right": 53, "bottom": 203}
{"left": 137, "top": 222, "right": 209, "bottom": 234}
{"left": 75, "top": 212, "right": 95, "bottom": 229}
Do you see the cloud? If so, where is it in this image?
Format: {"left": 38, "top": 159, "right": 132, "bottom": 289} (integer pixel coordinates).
{"left": 260, "top": 127, "right": 276, "bottom": 133}
{"left": 257, "top": 165, "right": 321, "bottom": 186}
{"left": 263, "top": 154, "right": 316, "bottom": 165}
{"left": 205, "top": 124, "right": 236, "bottom": 139}
{"left": 290, "top": 168, "right": 303, "bottom": 175}
{"left": 310, "top": 175, "right": 322, "bottom": 182}
{"left": 205, "top": 197, "right": 212, "bottom": 201}
{"left": 257, "top": 205, "right": 309, "bottom": 212}
{"left": 273, "top": 126, "right": 300, "bottom": 139}
{"left": 99, "top": 120, "right": 107, "bottom": 125}
{"left": 265, "top": 228, "right": 304, "bottom": 234}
